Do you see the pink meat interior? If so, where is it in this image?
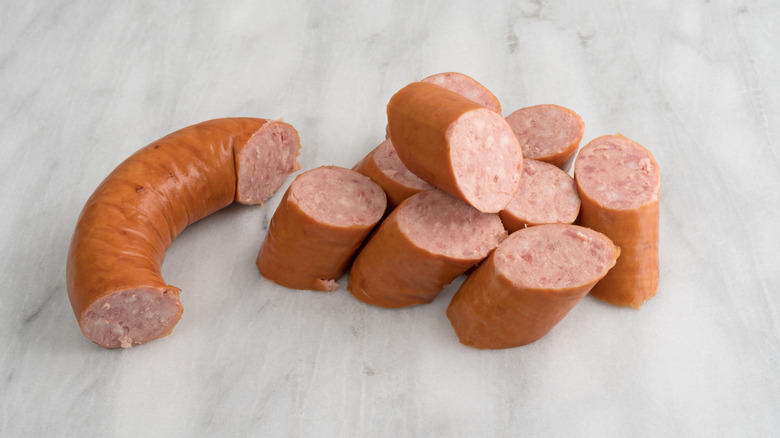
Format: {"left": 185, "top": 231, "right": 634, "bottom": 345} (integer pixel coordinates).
{"left": 448, "top": 108, "right": 522, "bottom": 213}
{"left": 505, "top": 105, "right": 583, "bottom": 159}
{"left": 290, "top": 166, "right": 386, "bottom": 227}
{"left": 396, "top": 189, "right": 506, "bottom": 260}
{"left": 502, "top": 159, "right": 580, "bottom": 224}
{"left": 494, "top": 224, "right": 617, "bottom": 290}
{"left": 575, "top": 136, "right": 661, "bottom": 210}
{"left": 237, "top": 121, "right": 300, "bottom": 205}
{"left": 82, "top": 288, "right": 181, "bottom": 349}
{"left": 374, "top": 139, "right": 433, "bottom": 190}
{"left": 421, "top": 72, "right": 501, "bottom": 113}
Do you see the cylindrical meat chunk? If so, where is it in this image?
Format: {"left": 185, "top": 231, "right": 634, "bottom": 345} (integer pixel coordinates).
{"left": 348, "top": 189, "right": 507, "bottom": 308}
{"left": 67, "top": 118, "right": 301, "bottom": 349}
{"left": 446, "top": 224, "right": 619, "bottom": 349}
{"left": 387, "top": 82, "right": 522, "bottom": 213}
{"left": 574, "top": 135, "right": 660, "bottom": 309}
{"left": 385, "top": 72, "right": 502, "bottom": 139}
{"left": 353, "top": 139, "right": 434, "bottom": 210}
{"left": 499, "top": 159, "right": 581, "bottom": 232}
{"left": 421, "top": 72, "right": 502, "bottom": 114}
{"left": 257, "top": 166, "right": 386, "bottom": 291}
{"left": 505, "top": 104, "right": 584, "bottom": 171}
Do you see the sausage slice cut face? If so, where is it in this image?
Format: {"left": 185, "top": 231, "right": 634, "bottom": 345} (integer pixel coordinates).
{"left": 353, "top": 139, "right": 433, "bottom": 210}
{"left": 504, "top": 104, "right": 584, "bottom": 171}
{"left": 257, "top": 166, "right": 386, "bottom": 291}
{"left": 446, "top": 224, "right": 619, "bottom": 349}
{"left": 421, "top": 72, "right": 502, "bottom": 114}
{"left": 67, "top": 118, "right": 301, "bottom": 348}
{"left": 499, "top": 159, "right": 581, "bottom": 232}
{"left": 348, "top": 189, "right": 506, "bottom": 308}
{"left": 387, "top": 82, "right": 522, "bottom": 213}
{"left": 574, "top": 134, "right": 660, "bottom": 309}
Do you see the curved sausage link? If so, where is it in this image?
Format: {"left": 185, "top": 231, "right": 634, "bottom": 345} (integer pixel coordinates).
{"left": 66, "top": 117, "right": 301, "bottom": 348}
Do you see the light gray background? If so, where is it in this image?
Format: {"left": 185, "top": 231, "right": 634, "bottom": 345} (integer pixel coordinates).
{"left": 1, "top": 1, "right": 778, "bottom": 437}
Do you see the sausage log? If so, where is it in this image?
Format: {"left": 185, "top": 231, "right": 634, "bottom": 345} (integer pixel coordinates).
{"left": 348, "top": 189, "right": 506, "bottom": 308}
{"left": 446, "top": 224, "right": 619, "bottom": 349}
{"left": 256, "top": 166, "right": 386, "bottom": 291}
{"left": 66, "top": 118, "right": 301, "bottom": 348}
{"left": 504, "top": 104, "right": 584, "bottom": 171}
{"left": 499, "top": 159, "right": 580, "bottom": 232}
{"left": 574, "top": 134, "right": 660, "bottom": 309}
{"left": 352, "top": 139, "right": 433, "bottom": 210}
{"left": 387, "top": 82, "right": 522, "bottom": 213}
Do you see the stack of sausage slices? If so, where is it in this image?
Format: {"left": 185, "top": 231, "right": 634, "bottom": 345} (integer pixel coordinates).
{"left": 259, "top": 72, "right": 661, "bottom": 350}
{"left": 66, "top": 72, "right": 659, "bottom": 349}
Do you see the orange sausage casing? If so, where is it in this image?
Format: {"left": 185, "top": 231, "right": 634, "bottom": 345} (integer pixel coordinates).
{"left": 256, "top": 166, "right": 386, "bottom": 291}
{"left": 447, "top": 224, "right": 619, "bottom": 349}
{"left": 387, "top": 82, "right": 522, "bottom": 214}
{"left": 348, "top": 189, "right": 506, "bottom": 308}
{"left": 574, "top": 134, "right": 660, "bottom": 309}
{"left": 352, "top": 139, "right": 433, "bottom": 210}
{"left": 67, "top": 118, "right": 301, "bottom": 348}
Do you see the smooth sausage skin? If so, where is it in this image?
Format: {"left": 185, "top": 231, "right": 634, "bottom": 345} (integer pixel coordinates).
{"left": 257, "top": 166, "right": 386, "bottom": 291}
{"left": 348, "top": 189, "right": 506, "bottom": 308}
{"left": 67, "top": 118, "right": 301, "bottom": 348}
{"left": 352, "top": 139, "right": 433, "bottom": 210}
{"left": 446, "top": 224, "right": 619, "bottom": 349}
{"left": 574, "top": 134, "right": 660, "bottom": 309}
{"left": 505, "top": 104, "right": 584, "bottom": 171}
{"left": 387, "top": 82, "right": 522, "bottom": 213}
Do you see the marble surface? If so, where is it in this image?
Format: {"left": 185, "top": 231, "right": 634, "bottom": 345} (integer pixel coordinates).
{"left": 1, "top": 0, "right": 778, "bottom": 436}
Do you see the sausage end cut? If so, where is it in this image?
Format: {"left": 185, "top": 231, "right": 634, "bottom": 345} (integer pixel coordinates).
{"left": 446, "top": 224, "right": 619, "bottom": 349}
{"left": 387, "top": 82, "right": 522, "bottom": 213}
{"left": 257, "top": 166, "right": 386, "bottom": 291}
{"left": 348, "top": 189, "right": 506, "bottom": 308}
{"left": 67, "top": 117, "right": 301, "bottom": 349}
{"left": 574, "top": 134, "right": 660, "bottom": 309}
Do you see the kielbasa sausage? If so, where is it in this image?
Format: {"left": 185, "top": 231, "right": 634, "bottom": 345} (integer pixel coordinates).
{"left": 505, "top": 104, "right": 584, "bottom": 171}
{"left": 66, "top": 118, "right": 301, "bottom": 348}
{"left": 348, "top": 189, "right": 506, "bottom": 308}
{"left": 353, "top": 139, "right": 433, "bottom": 210}
{"left": 446, "top": 224, "right": 619, "bottom": 349}
{"left": 256, "top": 166, "right": 386, "bottom": 291}
{"left": 387, "top": 82, "right": 522, "bottom": 213}
{"left": 574, "top": 134, "right": 660, "bottom": 309}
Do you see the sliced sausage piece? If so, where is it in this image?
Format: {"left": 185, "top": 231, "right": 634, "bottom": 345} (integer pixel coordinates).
{"left": 505, "top": 104, "right": 584, "bottom": 171}
{"left": 387, "top": 82, "right": 522, "bottom": 213}
{"left": 67, "top": 118, "right": 301, "bottom": 348}
{"left": 348, "top": 189, "right": 506, "bottom": 308}
{"left": 352, "top": 139, "right": 434, "bottom": 210}
{"left": 446, "top": 224, "right": 619, "bottom": 349}
{"left": 257, "top": 166, "right": 386, "bottom": 291}
{"left": 384, "top": 72, "right": 502, "bottom": 139}
{"left": 421, "top": 72, "right": 502, "bottom": 114}
{"left": 574, "top": 134, "right": 660, "bottom": 309}
{"left": 499, "top": 159, "right": 581, "bottom": 232}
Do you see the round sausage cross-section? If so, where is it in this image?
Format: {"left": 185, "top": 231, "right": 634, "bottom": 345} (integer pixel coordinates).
{"left": 421, "top": 72, "right": 502, "bottom": 114}
{"left": 499, "top": 159, "right": 581, "bottom": 232}
{"left": 353, "top": 139, "right": 434, "bottom": 210}
{"left": 257, "top": 166, "right": 386, "bottom": 292}
{"left": 67, "top": 118, "right": 301, "bottom": 349}
{"left": 574, "top": 134, "right": 660, "bottom": 309}
{"left": 387, "top": 82, "right": 522, "bottom": 213}
{"left": 348, "top": 189, "right": 506, "bottom": 308}
{"left": 446, "top": 224, "right": 619, "bottom": 349}
{"left": 504, "top": 104, "right": 584, "bottom": 171}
